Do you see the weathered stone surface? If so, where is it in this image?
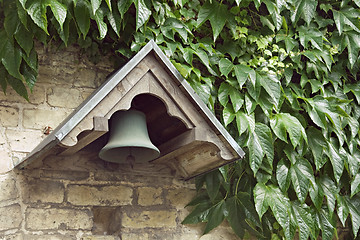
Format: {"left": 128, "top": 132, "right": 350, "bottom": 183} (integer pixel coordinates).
{"left": 26, "top": 208, "right": 92, "bottom": 230}
{"left": 167, "top": 188, "right": 196, "bottom": 208}
{"left": 67, "top": 185, "right": 133, "bottom": 206}
{"left": 0, "top": 204, "right": 22, "bottom": 231}
{"left": 0, "top": 85, "right": 44, "bottom": 104}
{"left": 121, "top": 233, "right": 149, "bottom": 240}
{"left": 137, "top": 187, "right": 163, "bottom": 206}
{"left": 92, "top": 207, "right": 121, "bottom": 235}
{"left": 198, "top": 227, "right": 239, "bottom": 240}
{"left": 73, "top": 68, "right": 97, "bottom": 88}
{"left": 22, "top": 179, "right": 64, "bottom": 203}
{"left": 81, "top": 236, "right": 120, "bottom": 240}
{"left": 47, "top": 87, "right": 84, "bottom": 109}
{"left": 5, "top": 129, "right": 44, "bottom": 153}
{"left": 24, "top": 235, "right": 76, "bottom": 240}
{"left": 0, "top": 233, "right": 23, "bottom": 240}
{"left": 33, "top": 169, "right": 90, "bottom": 181}
{"left": 0, "top": 147, "right": 13, "bottom": 173}
{"left": 0, "top": 175, "right": 18, "bottom": 202}
{"left": 23, "top": 108, "right": 70, "bottom": 130}
{"left": 0, "top": 106, "right": 19, "bottom": 127}
{"left": 122, "top": 210, "right": 177, "bottom": 228}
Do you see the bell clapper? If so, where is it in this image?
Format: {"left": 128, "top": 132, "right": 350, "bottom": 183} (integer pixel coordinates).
{"left": 126, "top": 147, "right": 136, "bottom": 169}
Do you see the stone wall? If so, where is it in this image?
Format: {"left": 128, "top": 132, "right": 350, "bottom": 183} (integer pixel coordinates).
{"left": 0, "top": 44, "right": 238, "bottom": 239}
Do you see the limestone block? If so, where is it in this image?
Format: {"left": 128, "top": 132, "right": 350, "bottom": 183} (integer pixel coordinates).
{"left": 5, "top": 129, "right": 44, "bottom": 153}
{"left": 23, "top": 108, "right": 70, "bottom": 130}
{"left": 23, "top": 235, "right": 75, "bottom": 240}
{"left": 0, "top": 106, "right": 19, "bottom": 127}
{"left": 137, "top": 187, "right": 163, "bottom": 206}
{"left": 0, "top": 233, "right": 23, "bottom": 240}
{"left": 0, "top": 147, "right": 13, "bottom": 173}
{"left": 122, "top": 210, "right": 177, "bottom": 228}
{"left": 167, "top": 188, "right": 197, "bottom": 208}
{"left": 121, "top": 233, "right": 149, "bottom": 240}
{"left": 67, "top": 185, "right": 133, "bottom": 206}
{"left": 73, "top": 68, "right": 97, "bottom": 88}
{"left": 81, "top": 236, "right": 120, "bottom": 240}
{"left": 92, "top": 207, "right": 121, "bottom": 235}
{"left": 0, "top": 175, "right": 18, "bottom": 202}
{"left": 0, "top": 204, "right": 22, "bottom": 231}
{"left": 47, "top": 87, "right": 84, "bottom": 109}
{"left": 37, "top": 65, "right": 74, "bottom": 85}
{"left": 198, "top": 227, "right": 238, "bottom": 240}
{"left": 22, "top": 179, "right": 64, "bottom": 203}
{"left": 26, "top": 208, "right": 92, "bottom": 230}
{"left": 35, "top": 169, "right": 89, "bottom": 181}
{"left": 0, "top": 85, "right": 44, "bottom": 104}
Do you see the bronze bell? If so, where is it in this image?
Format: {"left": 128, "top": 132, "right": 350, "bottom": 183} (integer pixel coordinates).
{"left": 99, "top": 109, "right": 160, "bottom": 163}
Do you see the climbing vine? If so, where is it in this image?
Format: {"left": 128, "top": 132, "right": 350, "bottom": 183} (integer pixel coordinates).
{"left": 1, "top": 0, "right": 360, "bottom": 239}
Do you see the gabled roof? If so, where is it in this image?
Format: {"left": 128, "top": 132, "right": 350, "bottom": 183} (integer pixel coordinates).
{"left": 16, "top": 40, "right": 245, "bottom": 179}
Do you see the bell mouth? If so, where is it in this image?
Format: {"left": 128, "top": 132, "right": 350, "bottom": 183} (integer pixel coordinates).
{"left": 99, "top": 146, "right": 160, "bottom": 163}
{"left": 98, "top": 109, "right": 160, "bottom": 163}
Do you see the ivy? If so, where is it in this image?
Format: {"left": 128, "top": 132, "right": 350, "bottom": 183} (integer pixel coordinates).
{"left": 1, "top": 0, "right": 360, "bottom": 239}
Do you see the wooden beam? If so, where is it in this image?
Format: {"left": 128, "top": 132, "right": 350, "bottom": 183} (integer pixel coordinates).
{"left": 59, "top": 117, "right": 108, "bottom": 156}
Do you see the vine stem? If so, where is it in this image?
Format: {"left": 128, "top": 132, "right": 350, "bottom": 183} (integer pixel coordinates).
{"left": 235, "top": 170, "right": 245, "bottom": 195}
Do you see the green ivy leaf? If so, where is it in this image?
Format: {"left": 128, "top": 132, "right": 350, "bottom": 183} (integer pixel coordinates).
{"left": 336, "top": 194, "right": 349, "bottom": 227}
{"left": 182, "top": 202, "right": 212, "bottom": 224}
{"left": 118, "top": 0, "right": 133, "bottom": 18}
{"left": 309, "top": 179, "right": 324, "bottom": 210}
{"left": 226, "top": 194, "right": 263, "bottom": 238}
{"left": 258, "top": 73, "right": 281, "bottom": 109}
{"left": 196, "top": 1, "right": 228, "bottom": 41}
{"left": 230, "top": 89, "right": 243, "bottom": 112}
{"left": 74, "top": 0, "right": 91, "bottom": 38}
{"left": 254, "top": 183, "right": 295, "bottom": 240}
{"left": 90, "top": 0, "right": 101, "bottom": 16}
{"left": 307, "top": 127, "right": 327, "bottom": 171}
{"left": 234, "top": 64, "right": 256, "bottom": 88}
{"left": 276, "top": 159, "right": 291, "bottom": 192}
{"left": 94, "top": 7, "right": 108, "bottom": 39}
{"left": 345, "top": 195, "right": 360, "bottom": 237}
{"left": 14, "top": 24, "right": 34, "bottom": 56}
{"left": 351, "top": 173, "right": 360, "bottom": 198}
{"left": 7, "top": 74, "right": 28, "bottom": 100}
{"left": 48, "top": 0, "right": 67, "bottom": 31}
{"left": 107, "top": 6, "right": 121, "bottom": 37}
{"left": 236, "top": 111, "right": 254, "bottom": 136}
{"left": 291, "top": 201, "right": 315, "bottom": 240}
{"left": 0, "top": 36, "right": 23, "bottom": 80}
{"left": 291, "top": 0, "right": 317, "bottom": 25}
{"left": 298, "top": 26, "right": 323, "bottom": 50}
{"left": 290, "top": 157, "right": 315, "bottom": 203}
{"left": 253, "top": 183, "right": 269, "bottom": 219}
{"left": 326, "top": 141, "right": 345, "bottom": 184}
{"left": 270, "top": 113, "right": 307, "bottom": 148}
{"left": 204, "top": 200, "right": 226, "bottom": 234}
{"left": 21, "top": 62, "right": 37, "bottom": 90}
{"left": 320, "top": 175, "right": 338, "bottom": 214}
{"left": 205, "top": 170, "right": 221, "bottom": 201}
{"left": 134, "top": 0, "right": 151, "bottom": 30}
{"left": 333, "top": 7, "right": 360, "bottom": 35}
{"left": 22, "top": 48, "right": 38, "bottom": 71}
{"left": 0, "top": 66, "right": 7, "bottom": 93}
{"left": 315, "top": 207, "right": 336, "bottom": 240}
{"left": 26, "top": 0, "right": 49, "bottom": 34}
{"left": 219, "top": 58, "right": 233, "bottom": 77}
{"left": 223, "top": 105, "right": 235, "bottom": 127}
{"left": 225, "top": 196, "right": 246, "bottom": 238}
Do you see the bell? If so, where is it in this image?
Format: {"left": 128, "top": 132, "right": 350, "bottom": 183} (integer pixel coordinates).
{"left": 99, "top": 109, "right": 160, "bottom": 163}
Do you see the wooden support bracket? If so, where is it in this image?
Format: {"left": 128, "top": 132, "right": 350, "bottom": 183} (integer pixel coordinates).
{"left": 59, "top": 117, "right": 109, "bottom": 156}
